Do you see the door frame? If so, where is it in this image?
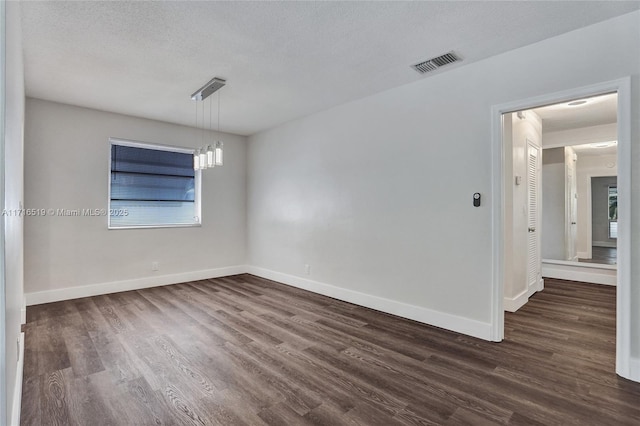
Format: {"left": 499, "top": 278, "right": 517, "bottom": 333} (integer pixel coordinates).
{"left": 586, "top": 173, "right": 617, "bottom": 257}
{"left": 525, "top": 138, "right": 542, "bottom": 296}
{"left": 565, "top": 150, "right": 578, "bottom": 262}
{"left": 0, "top": 0, "right": 7, "bottom": 422}
{"left": 490, "top": 77, "right": 632, "bottom": 380}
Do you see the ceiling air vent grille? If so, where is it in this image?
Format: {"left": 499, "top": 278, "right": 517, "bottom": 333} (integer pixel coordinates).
{"left": 412, "top": 52, "right": 461, "bottom": 74}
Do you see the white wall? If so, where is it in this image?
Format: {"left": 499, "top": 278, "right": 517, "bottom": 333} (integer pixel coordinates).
{"left": 505, "top": 111, "right": 542, "bottom": 311}
{"left": 542, "top": 147, "right": 565, "bottom": 260}
{"left": 24, "top": 99, "right": 247, "bottom": 301}
{"left": 247, "top": 11, "right": 640, "bottom": 343}
{"left": 576, "top": 153, "right": 617, "bottom": 256}
{"left": 542, "top": 123, "right": 617, "bottom": 148}
{"left": 3, "top": 1, "right": 25, "bottom": 424}
{"left": 540, "top": 123, "right": 618, "bottom": 260}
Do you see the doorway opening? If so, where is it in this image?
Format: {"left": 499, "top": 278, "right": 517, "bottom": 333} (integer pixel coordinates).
{"left": 490, "top": 78, "right": 632, "bottom": 380}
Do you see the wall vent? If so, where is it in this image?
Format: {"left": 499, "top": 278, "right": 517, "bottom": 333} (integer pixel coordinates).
{"left": 412, "top": 51, "right": 461, "bottom": 74}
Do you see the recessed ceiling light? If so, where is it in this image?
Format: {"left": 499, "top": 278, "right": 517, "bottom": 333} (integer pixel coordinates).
{"left": 567, "top": 100, "right": 588, "bottom": 106}
{"left": 590, "top": 141, "right": 617, "bottom": 148}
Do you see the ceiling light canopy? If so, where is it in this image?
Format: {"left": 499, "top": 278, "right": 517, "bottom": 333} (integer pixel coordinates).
{"left": 191, "top": 77, "right": 226, "bottom": 101}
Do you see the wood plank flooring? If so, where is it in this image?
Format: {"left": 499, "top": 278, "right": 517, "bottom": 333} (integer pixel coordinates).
{"left": 21, "top": 275, "right": 640, "bottom": 425}
{"left": 579, "top": 246, "right": 617, "bottom": 265}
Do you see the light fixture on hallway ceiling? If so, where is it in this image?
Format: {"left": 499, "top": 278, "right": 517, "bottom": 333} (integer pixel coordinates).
{"left": 192, "top": 77, "right": 225, "bottom": 171}
{"left": 590, "top": 140, "right": 617, "bottom": 149}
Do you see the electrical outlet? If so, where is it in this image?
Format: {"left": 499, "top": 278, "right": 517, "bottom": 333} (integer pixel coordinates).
{"left": 151, "top": 261, "right": 159, "bottom": 271}
{"left": 304, "top": 264, "right": 311, "bottom": 275}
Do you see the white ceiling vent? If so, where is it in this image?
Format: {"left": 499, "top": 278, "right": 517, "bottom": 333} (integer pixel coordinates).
{"left": 412, "top": 51, "right": 461, "bottom": 74}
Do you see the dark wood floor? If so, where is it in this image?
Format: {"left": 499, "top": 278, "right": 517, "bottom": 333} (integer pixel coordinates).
{"left": 579, "top": 246, "right": 617, "bottom": 265}
{"left": 21, "top": 275, "right": 640, "bottom": 425}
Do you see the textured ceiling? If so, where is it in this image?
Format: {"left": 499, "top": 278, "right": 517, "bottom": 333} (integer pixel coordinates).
{"left": 532, "top": 93, "right": 618, "bottom": 132}
{"left": 21, "top": 1, "right": 640, "bottom": 136}
{"left": 573, "top": 143, "right": 617, "bottom": 157}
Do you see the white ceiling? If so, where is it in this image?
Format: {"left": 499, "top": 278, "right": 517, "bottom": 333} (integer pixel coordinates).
{"left": 532, "top": 93, "right": 618, "bottom": 132}
{"left": 572, "top": 141, "right": 617, "bottom": 157}
{"left": 21, "top": 1, "right": 640, "bottom": 136}
{"left": 533, "top": 92, "right": 618, "bottom": 157}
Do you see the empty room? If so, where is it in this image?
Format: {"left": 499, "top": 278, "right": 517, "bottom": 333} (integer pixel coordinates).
{"left": 2, "top": 1, "right": 640, "bottom": 425}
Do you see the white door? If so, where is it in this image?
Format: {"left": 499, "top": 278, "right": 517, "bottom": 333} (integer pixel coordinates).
{"left": 527, "top": 141, "right": 542, "bottom": 294}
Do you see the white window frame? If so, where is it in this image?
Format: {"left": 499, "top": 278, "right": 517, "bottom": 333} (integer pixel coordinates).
{"left": 108, "top": 137, "right": 201, "bottom": 229}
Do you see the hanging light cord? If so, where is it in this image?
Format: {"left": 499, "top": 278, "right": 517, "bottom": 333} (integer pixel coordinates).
{"left": 209, "top": 96, "right": 213, "bottom": 142}
{"left": 201, "top": 97, "right": 205, "bottom": 147}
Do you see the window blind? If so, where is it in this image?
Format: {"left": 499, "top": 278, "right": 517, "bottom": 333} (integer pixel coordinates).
{"left": 110, "top": 143, "right": 197, "bottom": 228}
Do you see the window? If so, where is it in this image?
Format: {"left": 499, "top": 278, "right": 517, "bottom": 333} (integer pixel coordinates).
{"left": 608, "top": 185, "right": 617, "bottom": 239}
{"left": 109, "top": 138, "right": 200, "bottom": 229}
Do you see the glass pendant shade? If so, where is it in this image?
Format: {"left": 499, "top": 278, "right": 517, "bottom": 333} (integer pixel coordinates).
{"left": 193, "top": 150, "right": 201, "bottom": 171}
{"left": 206, "top": 145, "right": 215, "bottom": 168}
{"left": 214, "top": 141, "right": 223, "bottom": 166}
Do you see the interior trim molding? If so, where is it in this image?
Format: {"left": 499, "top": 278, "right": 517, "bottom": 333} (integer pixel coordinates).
{"left": 24, "top": 265, "right": 248, "bottom": 306}
{"left": 21, "top": 296, "right": 26, "bottom": 325}
{"left": 491, "top": 77, "right": 633, "bottom": 380}
{"left": 593, "top": 241, "right": 617, "bottom": 248}
{"left": 26, "top": 264, "right": 494, "bottom": 342}
{"left": 11, "top": 332, "right": 24, "bottom": 426}
{"left": 541, "top": 260, "right": 616, "bottom": 286}
{"left": 503, "top": 289, "right": 528, "bottom": 312}
{"left": 246, "top": 266, "right": 493, "bottom": 341}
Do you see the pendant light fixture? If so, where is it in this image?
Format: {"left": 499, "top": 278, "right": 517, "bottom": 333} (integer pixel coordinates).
{"left": 214, "top": 91, "right": 223, "bottom": 166}
{"left": 191, "top": 77, "right": 226, "bottom": 171}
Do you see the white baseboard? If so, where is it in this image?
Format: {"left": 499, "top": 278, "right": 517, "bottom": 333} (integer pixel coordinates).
{"left": 25, "top": 265, "right": 247, "bottom": 306}
{"left": 577, "top": 251, "right": 589, "bottom": 259}
{"left": 504, "top": 289, "right": 528, "bottom": 312}
{"left": 25, "top": 264, "right": 493, "bottom": 341}
{"left": 541, "top": 260, "right": 616, "bottom": 286}
{"left": 21, "top": 296, "right": 26, "bottom": 325}
{"left": 10, "top": 332, "right": 24, "bottom": 426}
{"left": 246, "top": 266, "right": 492, "bottom": 341}
{"left": 593, "top": 241, "right": 617, "bottom": 248}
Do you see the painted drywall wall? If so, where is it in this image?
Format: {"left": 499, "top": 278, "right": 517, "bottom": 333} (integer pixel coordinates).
{"left": 507, "top": 111, "right": 542, "bottom": 309}
{"left": 24, "top": 99, "right": 247, "bottom": 297}
{"left": 542, "top": 123, "right": 617, "bottom": 148}
{"left": 247, "top": 11, "right": 640, "bottom": 342}
{"left": 4, "top": 1, "right": 25, "bottom": 424}
{"left": 542, "top": 148, "right": 565, "bottom": 260}
{"left": 540, "top": 123, "right": 618, "bottom": 260}
{"left": 576, "top": 154, "right": 617, "bottom": 257}
{"left": 591, "top": 176, "right": 617, "bottom": 247}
